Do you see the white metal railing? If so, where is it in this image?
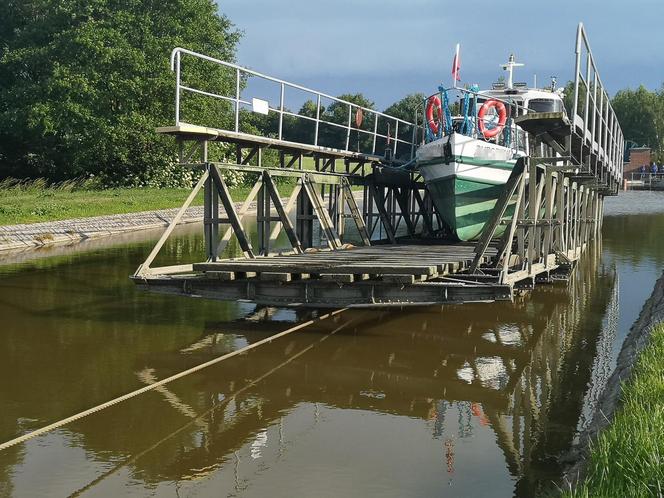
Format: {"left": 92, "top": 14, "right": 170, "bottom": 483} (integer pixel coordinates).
{"left": 628, "top": 172, "right": 664, "bottom": 182}
{"left": 572, "top": 23, "right": 624, "bottom": 182}
{"left": 421, "top": 87, "right": 532, "bottom": 157}
{"left": 170, "top": 48, "right": 420, "bottom": 160}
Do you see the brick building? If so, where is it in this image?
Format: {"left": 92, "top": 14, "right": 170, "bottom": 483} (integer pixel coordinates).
{"left": 623, "top": 147, "right": 652, "bottom": 178}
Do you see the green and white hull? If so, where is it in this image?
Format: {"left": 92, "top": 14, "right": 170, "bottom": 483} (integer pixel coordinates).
{"left": 416, "top": 133, "right": 519, "bottom": 241}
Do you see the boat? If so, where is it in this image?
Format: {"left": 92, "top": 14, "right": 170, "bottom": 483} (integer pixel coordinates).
{"left": 415, "top": 54, "right": 567, "bottom": 241}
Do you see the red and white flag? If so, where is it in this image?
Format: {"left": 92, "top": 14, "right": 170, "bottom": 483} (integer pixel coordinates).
{"left": 451, "top": 44, "right": 461, "bottom": 86}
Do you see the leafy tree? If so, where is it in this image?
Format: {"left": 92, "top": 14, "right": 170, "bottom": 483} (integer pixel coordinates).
{"left": 384, "top": 93, "right": 426, "bottom": 123}
{"left": 612, "top": 85, "right": 663, "bottom": 160}
{"left": 0, "top": 0, "right": 240, "bottom": 186}
{"left": 319, "top": 93, "right": 375, "bottom": 152}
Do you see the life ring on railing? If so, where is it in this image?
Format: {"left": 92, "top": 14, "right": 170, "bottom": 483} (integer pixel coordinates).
{"left": 478, "top": 99, "right": 507, "bottom": 139}
{"left": 426, "top": 95, "right": 442, "bottom": 135}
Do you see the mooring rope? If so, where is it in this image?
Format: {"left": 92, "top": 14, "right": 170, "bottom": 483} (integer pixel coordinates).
{"left": 0, "top": 308, "right": 348, "bottom": 452}
{"left": 67, "top": 311, "right": 359, "bottom": 497}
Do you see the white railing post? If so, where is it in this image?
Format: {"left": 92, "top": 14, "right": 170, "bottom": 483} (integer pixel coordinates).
{"left": 175, "top": 51, "right": 181, "bottom": 126}
{"left": 278, "top": 82, "right": 285, "bottom": 140}
{"left": 314, "top": 95, "right": 321, "bottom": 146}
{"left": 235, "top": 68, "right": 240, "bottom": 132}
{"left": 372, "top": 115, "right": 378, "bottom": 155}
{"left": 345, "top": 104, "right": 352, "bottom": 151}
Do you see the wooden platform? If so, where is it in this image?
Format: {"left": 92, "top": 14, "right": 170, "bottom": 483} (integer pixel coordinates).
{"left": 156, "top": 123, "right": 382, "bottom": 162}
{"left": 133, "top": 243, "right": 518, "bottom": 308}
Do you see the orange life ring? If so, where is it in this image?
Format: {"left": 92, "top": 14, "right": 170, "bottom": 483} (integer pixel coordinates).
{"left": 426, "top": 95, "right": 442, "bottom": 135}
{"left": 478, "top": 99, "right": 507, "bottom": 139}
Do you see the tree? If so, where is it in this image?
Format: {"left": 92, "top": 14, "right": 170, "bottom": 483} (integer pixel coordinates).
{"left": 384, "top": 93, "right": 426, "bottom": 123}
{"left": 0, "top": 0, "right": 240, "bottom": 186}
{"left": 318, "top": 93, "right": 375, "bottom": 152}
{"left": 612, "top": 86, "right": 664, "bottom": 160}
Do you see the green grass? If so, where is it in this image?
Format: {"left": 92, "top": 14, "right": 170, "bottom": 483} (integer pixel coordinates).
{"left": 564, "top": 324, "right": 664, "bottom": 498}
{"left": 0, "top": 178, "right": 251, "bottom": 226}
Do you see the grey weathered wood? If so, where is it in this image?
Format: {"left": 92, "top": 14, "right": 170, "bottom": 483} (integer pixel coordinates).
{"left": 342, "top": 178, "right": 371, "bottom": 246}
{"left": 302, "top": 175, "right": 342, "bottom": 249}
{"left": 210, "top": 165, "right": 255, "bottom": 259}
{"left": 134, "top": 170, "right": 209, "bottom": 276}
{"left": 270, "top": 182, "right": 302, "bottom": 243}
{"left": 470, "top": 158, "right": 525, "bottom": 273}
{"left": 217, "top": 177, "right": 262, "bottom": 257}
{"left": 369, "top": 183, "right": 397, "bottom": 244}
{"left": 262, "top": 171, "right": 303, "bottom": 254}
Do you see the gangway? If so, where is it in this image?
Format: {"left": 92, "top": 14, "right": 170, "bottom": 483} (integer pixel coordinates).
{"left": 132, "top": 23, "right": 623, "bottom": 307}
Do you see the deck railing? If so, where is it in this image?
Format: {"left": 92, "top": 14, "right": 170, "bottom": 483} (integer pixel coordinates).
{"left": 170, "top": 48, "right": 419, "bottom": 160}
{"left": 420, "top": 87, "right": 531, "bottom": 157}
{"left": 571, "top": 23, "right": 624, "bottom": 181}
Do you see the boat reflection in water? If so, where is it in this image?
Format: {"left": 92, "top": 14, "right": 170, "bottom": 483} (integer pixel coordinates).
{"left": 0, "top": 241, "right": 618, "bottom": 497}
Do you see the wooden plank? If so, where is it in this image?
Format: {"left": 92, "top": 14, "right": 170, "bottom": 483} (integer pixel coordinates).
{"left": 205, "top": 271, "right": 236, "bottom": 281}
{"left": 470, "top": 158, "right": 525, "bottom": 273}
{"left": 412, "top": 188, "right": 435, "bottom": 236}
{"left": 263, "top": 171, "right": 303, "bottom": 254}
{"left": 270, "top": 183, "right": 302, "bottom": 242}
{"left": 302, "top": 176, "right": 342, "bottom": 249}
{"left": 260, "top": 272, "right": 292, "bottom": 282}
{"left": 194, "top": 261, "right": 438, "bottom": 276}
{"left": 342, "top": 178, "right": 371, "bottom": 246}
{"left": 381, "top": 274, "right": 417, "bottom": 284}
{"left": 320, "top": 274, "right": 355, "bottom": 283}
{"left": 393, "top": 188, "right": 417, "bottom": 236}
{"left": 134, "top": 171, "right": 209, "bottom": 276}
{"left": 217, "top": 177, "right": 262, "bottom": 257}
{"left": 369, "top": 183, "right": 397, "bottom": 244}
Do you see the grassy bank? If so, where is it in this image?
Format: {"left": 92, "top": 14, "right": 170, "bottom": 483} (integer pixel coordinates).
{"left": 0, "top": 179, "right": 257, "bottom": 226}
{"left": 564, "top": 324, "right": 664, "bottom": 498}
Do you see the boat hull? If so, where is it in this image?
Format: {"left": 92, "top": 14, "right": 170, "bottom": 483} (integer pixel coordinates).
{"left": 416, "top": 134, "right": 518, "bottom": 241}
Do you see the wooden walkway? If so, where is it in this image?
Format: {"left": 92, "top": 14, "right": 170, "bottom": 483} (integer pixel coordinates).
{"left": 193, "top": 243, "right": 495, "bottom": 283}
{"left": 135, "top": 243, "right": 513, "bottom": 308}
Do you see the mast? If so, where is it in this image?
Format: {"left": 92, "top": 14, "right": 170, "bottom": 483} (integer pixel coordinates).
{"left": 500, "top": 54, "right": 524, "bottom": 89}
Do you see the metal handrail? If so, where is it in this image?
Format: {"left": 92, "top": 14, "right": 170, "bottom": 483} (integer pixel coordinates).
{"left": 629, "top": 172, "right": 664, "bottom": 181}
{"left": 170, "top": 47, "right": 420, "bottom": 159}
{"left": 421, "top": 87, "right": 530, "bottom": 156}
{"left": 572, "top": 23, "right": 624, "bottom": 181}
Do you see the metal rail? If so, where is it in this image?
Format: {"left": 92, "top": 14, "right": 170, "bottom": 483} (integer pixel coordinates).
{"left": 571, "top": 23, "right": 624, "bottom": 183}
{"left": 170, "top": 48, "right": 420, "bottom": 159}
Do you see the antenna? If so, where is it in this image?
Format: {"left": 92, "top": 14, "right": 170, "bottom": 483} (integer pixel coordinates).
{"left": 500, "top": 54, "right": 524, "bottom": 89}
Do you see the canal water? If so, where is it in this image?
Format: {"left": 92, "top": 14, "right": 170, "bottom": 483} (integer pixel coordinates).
{"left": 0, "top": 191, "right": 662, "bottom": 498}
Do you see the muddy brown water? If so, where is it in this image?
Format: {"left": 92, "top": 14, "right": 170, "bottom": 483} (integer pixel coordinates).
{"left": 0, "top": 191, "right": 663, "bottom": 498}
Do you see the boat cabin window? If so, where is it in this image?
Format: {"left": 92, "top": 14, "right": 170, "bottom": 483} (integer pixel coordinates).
{"left": 527, "top": 98, "right": 564, "bottom": 113}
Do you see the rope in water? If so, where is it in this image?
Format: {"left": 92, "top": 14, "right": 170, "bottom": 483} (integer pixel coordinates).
{"left": 67, "top": 310, "right": 359, "bottom": 497}
{"left": 0, "top": 308, "right": 347, "bottom": 452}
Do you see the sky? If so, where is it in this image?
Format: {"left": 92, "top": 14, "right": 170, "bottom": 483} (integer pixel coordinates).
{"left": 219, "top": 0, "right": 664, "bottom": 110}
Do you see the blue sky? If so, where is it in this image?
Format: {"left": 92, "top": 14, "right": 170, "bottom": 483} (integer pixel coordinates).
{"left": 219, "top": 0, "right": 664, "bottom": 110}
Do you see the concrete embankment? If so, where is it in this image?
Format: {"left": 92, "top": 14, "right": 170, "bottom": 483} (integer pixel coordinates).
{"left": 562, "top": 270, "right": 664, "bottom": 487}
{"left": 0, "top": 206, "right": 204, "bottom": 252}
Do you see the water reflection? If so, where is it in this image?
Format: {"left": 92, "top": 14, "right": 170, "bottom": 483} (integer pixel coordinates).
{"left": 1, "top": 191, "right": 662, "bottom": 497}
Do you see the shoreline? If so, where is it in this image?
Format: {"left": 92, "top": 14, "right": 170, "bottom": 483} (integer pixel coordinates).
{"left": 561, "top": 270, "right": 664, "bottom": 490}
{"left": 0, "top": 190, "right": 364, "bottom": 255}
{"left": 0, "top": 206, "right": 205, "bottom": 253}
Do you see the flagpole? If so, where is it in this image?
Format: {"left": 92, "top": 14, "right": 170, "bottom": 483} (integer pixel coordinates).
{"left": 453, "top": 43, "right": 460, "bottom": 88}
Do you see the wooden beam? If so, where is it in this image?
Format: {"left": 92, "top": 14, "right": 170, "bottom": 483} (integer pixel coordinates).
{"left": 209, "top": 165, "right": 255, "bottom": 258}
{"left": 262, "top": 171, "right": 303, "bottom": 254}
{"left": 134, "top": 171, "right": 209, "bottom": 276}
{"left": 302, "top": 175, "right": 342, "bottom": 249}
{"left": 470, "top": 158, "right": 525, "bottom": 273}
{"left": 342, "top": 178, "right": 371, "bottom": 246}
